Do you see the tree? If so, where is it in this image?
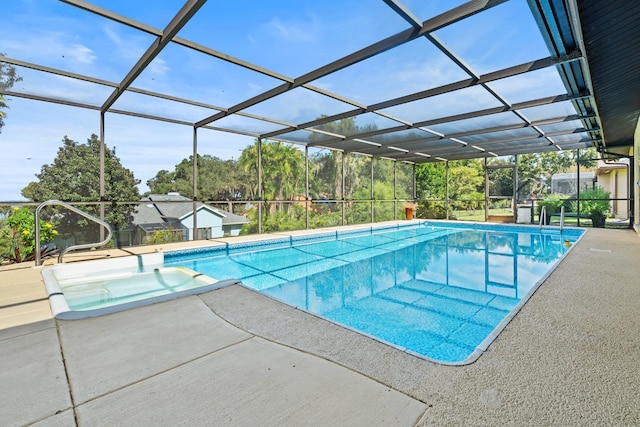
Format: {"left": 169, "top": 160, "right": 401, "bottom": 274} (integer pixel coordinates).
{"left": 416, "top": 162, "right": 446, "bottom": 199}
{"left": 238, "top": 139, "right": 306, "bottom": 214}
{"left": 573, "top": 147, "right": 598, "bottom": 169}
{"left": 485, "top": 158, "right": 515, "bottom": 198}
{"left": 310, "top": 150, "right": 342, "bottom": 199}
{"left": 0, "top": 53, "right": 23, "bottom": 134}
{"left": 22, "top": 134, "right": 140, "bottom": 242}
{"left": 395, "top": 162, "right": 414, "bottom": 200}
{"left": 517, "top": 151, "right": 575, "bottom": 197}
{"left": 147, "top": 154, "right": 249, "bottom": 201}
{"left": 416, "top": 162, "right": 447, "bottom": 217}
{"left": 308, "top": 117, "right": 372, "bottom": 200}
{"left": 448, "top": 160, "right": 484, "bottom": 212}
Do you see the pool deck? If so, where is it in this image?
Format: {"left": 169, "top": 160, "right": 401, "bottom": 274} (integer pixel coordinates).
{"left": 1, "top": 223, "right": 639, "bottom": 426}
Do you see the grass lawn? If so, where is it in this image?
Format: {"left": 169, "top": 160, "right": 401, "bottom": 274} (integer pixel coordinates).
{"left": 449, "top": 209, "right": 630, "bottom": 229}
{"left": 452, "top": 208, "right": 513, "bottom": 222}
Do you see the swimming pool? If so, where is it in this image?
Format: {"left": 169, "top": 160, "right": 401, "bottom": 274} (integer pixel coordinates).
{"left": 164, "top": 221, "right": 584, "bottom": 364}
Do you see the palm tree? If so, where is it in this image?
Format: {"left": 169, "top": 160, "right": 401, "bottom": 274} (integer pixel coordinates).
{"left": 239, "top": 139, "right": 305, "bottom": 215}
{"left": 238, "top": 141, "right": 260, "bottom": 200}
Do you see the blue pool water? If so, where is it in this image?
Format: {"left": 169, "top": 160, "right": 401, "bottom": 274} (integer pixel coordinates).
{"left": 165, "top": 222, "right": 584, "bottom": 364}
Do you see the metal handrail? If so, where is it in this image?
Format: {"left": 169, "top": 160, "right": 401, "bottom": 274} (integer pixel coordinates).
{"left": 35, "top": 200, "right": 113, "bottom": 266}
{"left": 539, "top": 205, "right": 546, "bottom": 231}
{"left": 559, "top": 205, "right": 565, "bottom": 232}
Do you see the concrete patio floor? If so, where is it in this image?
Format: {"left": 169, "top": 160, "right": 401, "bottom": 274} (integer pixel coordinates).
{"left": 1, "top": 226, "right": 639, "bottom": 426}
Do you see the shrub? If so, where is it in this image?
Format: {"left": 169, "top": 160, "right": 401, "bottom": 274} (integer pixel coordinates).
{"left": 417, "top": 201, "right": 447, "bottom": 219}
{"left": 537, "top": 194, "right": 567, "bottom": 215}
{"left": 0, "top": 207, "right": 58, "bottom": 263}
{"left": 146, "top": 228, "right": 184, "bottom": 245}
{"left": 571, "top": 187, "right": 610, "bottom": 227}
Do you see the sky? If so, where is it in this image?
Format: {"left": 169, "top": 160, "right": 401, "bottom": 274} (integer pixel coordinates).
{"left": 0, "top": 0, "right": 561, "bottom": 201}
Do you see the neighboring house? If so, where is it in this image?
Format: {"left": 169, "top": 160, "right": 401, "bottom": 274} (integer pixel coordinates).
{"left": 549, "top": 160, "right": 630, "bottom": 220}
{"left": 551, "top": 172, "right": 596, "bottom": 195}
{"left": 119, "top": 193, "right": 249, "bottom": 246}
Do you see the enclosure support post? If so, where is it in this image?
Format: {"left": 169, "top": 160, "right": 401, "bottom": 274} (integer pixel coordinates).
{"left": 412, "top": 163, "right": 416, "bottom": 200}
{"left": 393, "top": 161, "right": 397, "bottom": 220}
{"left": 514, "top": 155, "right": 518, "bottom": 223}
{"left": 445, "top": 161, "right": 449, "bottom": 220}
{"left": 192, "top": 126, "right": 198, "bottom": 240}
{"left": 99, "top": 112, "right": 106, "bottom": 241}
{"left": 484, "top": 157, "right": 489, "bottom": 222}
{"left": 370, "top": 157, "right": 374, "bottom": 223}
{"left": 576, "top": 149, "right": 581, "bottom": 227}
{"left": 341, "top": 152, "right": 345, "bottom": 226}
{"left": 258, "top": 138, "right": 263, "bottom": 234}
{"left": 305, "top": 146, "right": 309, "bottom": 230}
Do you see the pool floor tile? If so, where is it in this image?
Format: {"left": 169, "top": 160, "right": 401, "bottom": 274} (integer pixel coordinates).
{"left": 377, "top": 287, "right": 424, "bottom": 304}
{"left": 471, "top": 306, "right": 510, "bottom": 327}
{"left": 413, "top": 294, "right": 482, "bottom": 320}
{"left": 271, "top": 258, "right": 348, "bottom": 282}
{"left": 400, "top": 279, "right": 445, "bottom": 294}
{"left": 435, "top": 285, "right": 496, "bottom": 305}
{"left": 334, "top": 246, "right": 389, "bottom": 263}
{"left": 240, "top": 273, "right": 288, "bottom": 291}
{"left": 488, "top": 294, "right": 520, "bottom": 310}
{"left": 293, "top": 239, "right": 364, "bottom": 257}
{"left": 230, "top": 247, "right": 324, "bottom": 272}
{"left": 448, "top": 322, "right": 495, "bottom": 349}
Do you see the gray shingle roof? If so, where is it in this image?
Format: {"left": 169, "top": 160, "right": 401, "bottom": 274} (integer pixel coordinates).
{"left": 132, "top": 194, "right": 248, "bottom": 227}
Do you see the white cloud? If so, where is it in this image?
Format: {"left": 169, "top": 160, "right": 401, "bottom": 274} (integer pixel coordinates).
{"left": 101, "top": 22, "right": 154, "bottom": 69}
{"left": 308, "top": 37, "right": 472, "bottom": 107}
{"left": 147, "top": 58, "right": 169, "bottom": 76}
{"left": 263, "top": 14, "right": 319, "bottom": 43}
{"left": 13, "top": 67, "right": 113, "bottom": 106}
{"left": 67, "top": 44, "right": 96, "bottom": 65}
{"left": 244, "top": 86, "right": 348, "bottom": 125}
{"left": 3, "top": 31, "right": 78, "bottom": 66}
{"left": 393, "top": 58, "right": 463, "bottom": 87}
{"left": 102, "top": 25, "right": 123, "bottom": 47}
{"left": 247, "top": 82, "right": 263, "bottom": 92}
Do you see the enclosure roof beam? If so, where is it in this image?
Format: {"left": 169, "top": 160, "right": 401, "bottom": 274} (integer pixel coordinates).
{"left": 195, "top": 0, "right": 507, "bottom": 128}
{"left": 384, "top": 0, "right": 585, "bottom": 152}
{"left": 2, "top": 90, "right": 195, "bottom": 127}
{"left": 97, "top": 0, "right": 207, "bottom": 112}
{"left": 0, "top": 56, "right": 307, "bottom": 130}
{"left": 266, "top": 51, "right": 581, "bottom": 143}
{"left": 306, "top": 93, "right": 589, "bottom": 149}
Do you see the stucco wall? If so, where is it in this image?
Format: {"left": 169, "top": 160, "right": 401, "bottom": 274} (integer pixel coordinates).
{"left": 597, "top": 164, "right": 629, "bottom": 219}
{"left": 634, "top": 117, "right": 640, "bottom": 232}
